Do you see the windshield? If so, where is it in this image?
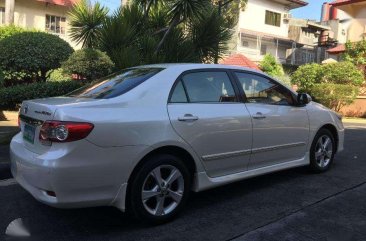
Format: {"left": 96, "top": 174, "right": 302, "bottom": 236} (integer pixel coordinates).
{"left": 67, "top": 68, "right": 163, "bottom": 99}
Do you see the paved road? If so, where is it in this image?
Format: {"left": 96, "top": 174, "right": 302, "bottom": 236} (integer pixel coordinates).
{"left": 0, "top": 127, "right": 365, "bottom": 241}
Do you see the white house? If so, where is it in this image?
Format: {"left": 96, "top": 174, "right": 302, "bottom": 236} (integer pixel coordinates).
{"left": 234, "top": 0, "right": 308, "bottom": 64}
{"left": 0, "top": 0, "right": 79, "bottom": 48}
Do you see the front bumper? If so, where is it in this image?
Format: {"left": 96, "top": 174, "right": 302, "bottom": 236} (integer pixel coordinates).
{"left": 10, "top": 133, "right": 145, "bottom": 210}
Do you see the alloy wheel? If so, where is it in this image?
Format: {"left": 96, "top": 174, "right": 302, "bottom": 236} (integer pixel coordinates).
{"left": 314, "top": 135, "right": 333, "bottom": 168}
{"left": 141, "top": 165, "right": 184, "bottom": 216}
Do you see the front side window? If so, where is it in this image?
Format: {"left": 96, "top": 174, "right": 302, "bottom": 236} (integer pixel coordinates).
{"left": 45, "top": 15, "right": 66, "bottom": 35}
{"left": 234, "top": 72, "right": 294, "bottom": 105}
{"left": 265, "top": 10, "right": 281, "bottom": 27}
{"left": 68, "top": 68, "right": 163, "bottom": 99}
{"left": 0, "top": 7, "right": 4, "bottom": 25}
{"left": 170, "top": 71, "right": 237, "bottom": 103}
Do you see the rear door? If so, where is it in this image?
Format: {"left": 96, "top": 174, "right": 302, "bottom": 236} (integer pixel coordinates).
{"left": 167, "top": 70, "right": 253, "bottom": 177}
{"left": 232, "top": 71, "right": 309, "bottom": 170}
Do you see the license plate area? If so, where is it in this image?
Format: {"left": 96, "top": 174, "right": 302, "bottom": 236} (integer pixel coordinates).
{"left": 23, "top": 124, "right": 36, "bottom": 144}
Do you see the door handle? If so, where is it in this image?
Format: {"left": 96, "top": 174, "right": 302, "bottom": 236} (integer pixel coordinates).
{"left": 178, "top": 114, "right": 199, "bottom": 122}
{"left": 252, "top": 112, "right": 266, "bottom": 119}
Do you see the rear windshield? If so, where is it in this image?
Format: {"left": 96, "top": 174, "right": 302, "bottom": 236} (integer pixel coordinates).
{"left": 67, "top": 68, "right": 163, "bottom": 99}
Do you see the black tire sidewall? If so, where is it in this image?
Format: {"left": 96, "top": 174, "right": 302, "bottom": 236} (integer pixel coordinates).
{"left": 310, "top": 129, "right": 335, "bottom": 172}
{"left": 128, "top": 154, "right": 191, "bottom": 224}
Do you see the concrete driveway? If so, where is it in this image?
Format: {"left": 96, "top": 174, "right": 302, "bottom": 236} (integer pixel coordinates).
{"left": 0, "top": 124, "right": 365, "bottom": 241}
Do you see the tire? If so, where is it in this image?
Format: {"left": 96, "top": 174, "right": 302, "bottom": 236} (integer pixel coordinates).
{"left": 309, "top": 129, "right": 336, "bottom": 173}
{"left": 128, "top": 154, "right": 191, "bottom": 224}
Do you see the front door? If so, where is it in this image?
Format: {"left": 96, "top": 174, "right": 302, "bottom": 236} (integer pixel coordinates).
{"left": 168, "top": 70, "right": 253, "bottom": 177}
{"left": 233, "top": 71, "right": 309, "bottom": 170}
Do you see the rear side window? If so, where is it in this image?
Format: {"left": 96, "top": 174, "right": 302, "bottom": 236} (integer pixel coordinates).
{"left": 67, "top": 68, "right": 163, "bottom": 99}
{"left": 170, "top": 81, "right": 188, "bottom": 103}
{"left": 170, "top": 71, "right": 237, "bottom": 103}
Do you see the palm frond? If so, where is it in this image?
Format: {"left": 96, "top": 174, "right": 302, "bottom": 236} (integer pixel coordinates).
{"left": 68, "top": 0, "right": 108, "bottom": 48}
{"left": 188, "top": 8, "right": 233, "bottom": 63}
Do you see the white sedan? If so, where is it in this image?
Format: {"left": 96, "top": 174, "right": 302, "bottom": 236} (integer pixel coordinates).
{"left": 10, "top": 64, "right": 344, "bottom": 223}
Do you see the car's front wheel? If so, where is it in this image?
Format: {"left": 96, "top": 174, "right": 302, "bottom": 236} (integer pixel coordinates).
{"left": 310, "top": 129, "right": 336, "bottom": 173}
{"left": 128, "top": 154, "right": 191, "bottom": 224}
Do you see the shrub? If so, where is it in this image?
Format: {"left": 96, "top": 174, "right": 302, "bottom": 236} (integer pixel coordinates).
{"left": 0, "top": 81, "right": 84, "bottom": 110}
{"left": 0, "top": 32, "right": 74, "bottom": 83}
{"left": 48, "top": 68, "right": 72, "bottom": 82}
{"left": 62, "top": 48, "right": 114, "bottom": 80}
{"left": 321, "top": 61, "right": 364, "bottom": 86}
{"left": 292, "top": 62, "right": 363, "bottom": 91}
{"left": 259, "top": 54, "right": 284, "bottom": 77}
{"left": 0, "top": 71, "right": 4, "bottom": 87}
{"left": 310, "top": 83, "right": 359, "bottom": 112}
{"left": 292, "top": 61, "right": 364, "bottom": 111}
{"left": 0, "top": 25, "right": 26, "bottom": 40}
{"left": 291, "top": 63, "right": 322, "bottom": 92}
{"left": 274, "top": 74, "right": 292, "bottom": 88}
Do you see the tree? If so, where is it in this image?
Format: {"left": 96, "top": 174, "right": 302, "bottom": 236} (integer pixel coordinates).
{"left": 69, "top": 1, "right": 233, "bottom": 66}
{"left": 212, "top": 0, "right": 247, "bottom": 26}
{"left": 343, "top": 40, "right": 366, "bottom": 66}
{"left": 188, "top": 8, "right": 232, "bottom": 63}
{"left": 0, "top": 32, "right": 73, "bottom": 83}
{"left": 259, "top": 54, "right": 284, "bottom": 77}
{"left": 154, "top": 0, "right": 210, "bottom": 54}
{"left": 68, "top": 0, "right": 109, "bottom": 48}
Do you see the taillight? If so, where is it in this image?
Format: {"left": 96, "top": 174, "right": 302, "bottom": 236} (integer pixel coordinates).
{"left": 39, "top": 121, "right": 94, "bottom": 144}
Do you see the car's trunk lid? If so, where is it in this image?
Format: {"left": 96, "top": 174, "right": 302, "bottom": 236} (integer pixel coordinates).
{"left": 19, "top": 97, "right": 97, "bottom": 154}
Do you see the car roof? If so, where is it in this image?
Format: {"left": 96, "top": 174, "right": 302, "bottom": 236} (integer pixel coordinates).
{"left": 135, "top": 63, "right": 264, "bottom": 75}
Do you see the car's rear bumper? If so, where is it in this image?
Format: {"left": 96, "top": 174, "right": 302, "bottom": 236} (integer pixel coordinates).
{"left": 10, "top": 133, "right": 145, "bottom": 211}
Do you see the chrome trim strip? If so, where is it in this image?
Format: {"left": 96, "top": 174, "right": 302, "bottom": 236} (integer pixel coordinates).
{"left": 202, "top": 149, "right": 251, "bottom": 161}
{"left": 252, "top": 142, "right": 306, "bottom": 154}
{"left": 202, "top": 142, "right": 306, "bottom": 161}
{"left": 19, "top": 114, "right": 43, "bottom": 126}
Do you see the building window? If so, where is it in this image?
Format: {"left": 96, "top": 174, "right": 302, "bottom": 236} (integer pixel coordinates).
{"left": 241, "top": 40, "right": 249, "bottom": 47}
{"left": 265, "top": 10, "right": 281, "bottom": 27}
{"left": 0, "top": 7, "right": 5, "bottom": 25}
{"left": 260, "top": 44, "right": 267, "bottom": 55}
{"left": 45, "top": 15, "right": 66, "bottom": 35}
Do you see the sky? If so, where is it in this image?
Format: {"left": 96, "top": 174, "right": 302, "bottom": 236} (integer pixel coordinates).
{"left": 291, "top": 0, "right": 333, "bottom": 21}
{"left": 96, "top": 0, "right": 333, "bottom": 21}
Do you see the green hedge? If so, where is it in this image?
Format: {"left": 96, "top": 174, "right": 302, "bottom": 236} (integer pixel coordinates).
{"left": 308, "top": 83, "right": 359, "bottom": 112}
{"left": 0, "top": 81, "right": 84, "bottom": 110}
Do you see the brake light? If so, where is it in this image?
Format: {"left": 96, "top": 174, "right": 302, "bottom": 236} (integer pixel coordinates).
{"left": 39, "top": 121, "right": 94, "bottom": 144}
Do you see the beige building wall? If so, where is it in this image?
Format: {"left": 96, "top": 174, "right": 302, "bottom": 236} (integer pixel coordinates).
{"left": 238, "top": 0, "right": 291, "bottom": 38}
{"left": 0, "top": 0, "right": 79, "bottom": 49}
{"left": 336, "top": 3, "right": 366, "bottom": 43}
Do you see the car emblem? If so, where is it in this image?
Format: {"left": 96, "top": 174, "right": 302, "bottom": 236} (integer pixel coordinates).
{"left": 23, "top": 105, "right": 29, "bottom": 114}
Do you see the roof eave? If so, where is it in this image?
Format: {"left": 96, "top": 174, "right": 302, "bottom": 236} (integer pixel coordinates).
{"left": 330, "top": 0, "right": 366, "bottom": 7}
{"left": 287, "top": 0, "right": 308, "bottom": 9}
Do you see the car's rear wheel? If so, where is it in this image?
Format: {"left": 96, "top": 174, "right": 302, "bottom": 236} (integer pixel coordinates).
{"left": 128, "top": 154, "right": 191, "bottom": 224}
{"left": 310, "top": 129, "right": 335, "bottom": 173}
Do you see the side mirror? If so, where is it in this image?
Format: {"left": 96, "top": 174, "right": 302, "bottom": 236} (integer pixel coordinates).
{"left": 297, "top": 93, "right": 312, "bottom": 105}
